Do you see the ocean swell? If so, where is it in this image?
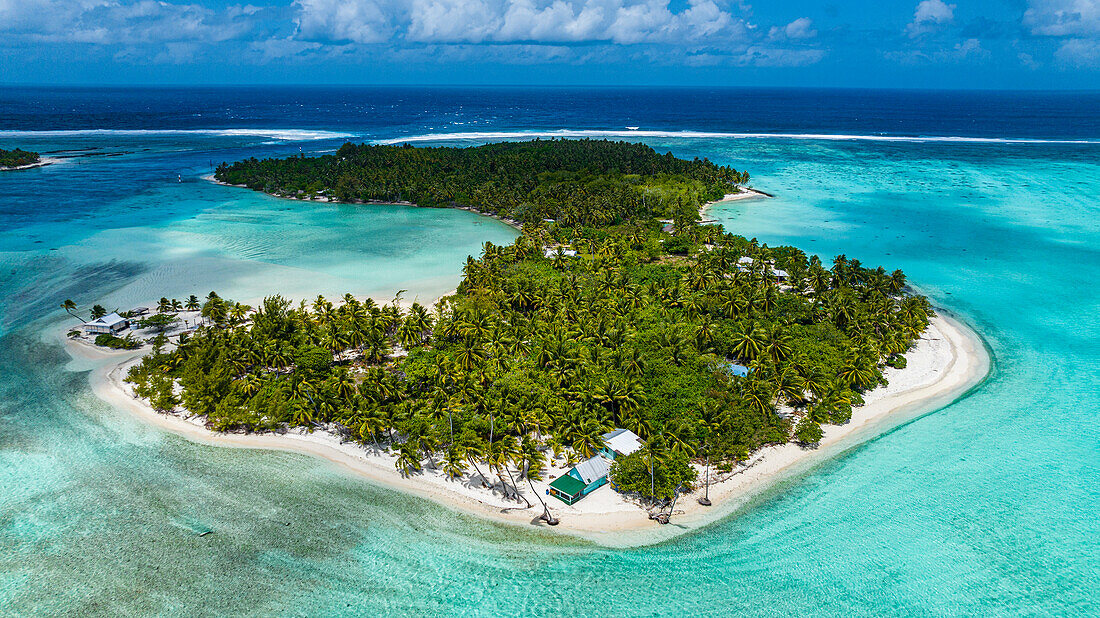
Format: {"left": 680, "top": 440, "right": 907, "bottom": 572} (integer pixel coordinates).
{"left": 373, "top": 129, "right": 1099, "bottom": 145}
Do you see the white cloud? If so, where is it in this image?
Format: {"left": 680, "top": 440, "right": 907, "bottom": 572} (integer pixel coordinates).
{"left": 1054, "top": 37, "right": 1100, "bottom": 65}
{"left": 0, "top": 0, "right": 823, "bottom": 69}
{"left": 768, "top": 17, "right": 815, "bottom": 40}
{"left": 406, "top": 0, "right": 502, "bottom": 42}
{"left": 907, "top": 0, "right": 955, "bottom": 37}
{"left": 1024, "top": 0, "right": 1100, "bottom": 36}
{"left": 0, "top": 0, "right": 263, "bottom": 44}
{"left": 292, "top": 0, "right": 746, "bottom": 45}
{"left": 936, "top": 37, "right": 988, "bottom": 60}
{"left": 294, "top": 0, "right": 395, "bottom": 44}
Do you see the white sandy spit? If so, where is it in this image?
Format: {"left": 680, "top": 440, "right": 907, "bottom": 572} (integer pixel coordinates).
{"left": 1, "top": 156, "right": 62, "bottom": 171}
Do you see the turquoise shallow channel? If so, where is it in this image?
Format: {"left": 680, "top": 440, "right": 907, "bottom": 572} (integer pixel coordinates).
{"left": 1, "top": 127, "right": 1099, "bottom": 615}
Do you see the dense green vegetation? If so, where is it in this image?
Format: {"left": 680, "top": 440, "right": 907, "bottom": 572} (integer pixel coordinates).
{"left": 126, "top": 228, "right": 930, "bottom": 507}
{"left": 0, "top": 148, "right": 40, "bottom": 168}
{"left": 215, "top": 139, "right": 748, "bottom": 227}
{"left": 95, "top": 333, "right": 140, "bottom": 350}
{"left": 124, "top": 141, "right": 932, "bottom": 511}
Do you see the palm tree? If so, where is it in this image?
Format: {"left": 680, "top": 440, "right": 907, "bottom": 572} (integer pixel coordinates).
{"left": 519, "top": 436, "right": 556, "bottom": 524}
{"left": 442, "top": 445, "right": 467, "bottom": 480}
{"left": 730, "top": 323, "right": 766, "bottom": 361}
{"left": 394, "top": 442, "right": 422, "bottom": 477}
{"left": 61, "top": 299, "right": 84, "bottom": 323}
{"left": 90, "top": 305, "right": 107, "bottom": 320}
{"left": 640, "top": 436, "right": 669, "bottom": 506}
{"left": 185, "top": 295, "right": 201, "bottom": 311}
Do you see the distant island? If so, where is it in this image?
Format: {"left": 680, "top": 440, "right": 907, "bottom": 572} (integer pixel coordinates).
{"left": 215, "top": 138, "right": 748, "bottom": 228}
{"left": 0, "top": 148, "right": 45, "bottom": 170}
{"left": 74, "top": 140, "right": 982, "bottom": 536}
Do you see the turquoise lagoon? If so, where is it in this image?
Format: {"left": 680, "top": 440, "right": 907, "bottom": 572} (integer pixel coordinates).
{"left": 1, "top": 130, "right": 1098, "bottom": 615}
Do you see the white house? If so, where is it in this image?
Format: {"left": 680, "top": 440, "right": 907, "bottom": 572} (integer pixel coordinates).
{"left": 600, "top": 428, "right": 645, "bottom": 460}
{"left": 83, "top": 313, "right": 129, "bottom": 336}
{"left": 544, "top": 247, "right": 578, "bottom": 258}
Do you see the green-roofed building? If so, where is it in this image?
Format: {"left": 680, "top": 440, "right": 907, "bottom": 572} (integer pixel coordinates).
{"left": 548, "top": 474, "right": 588, "bottom": 505}
{"left": 548, "top": 455, "right": 612, "bottom": 504}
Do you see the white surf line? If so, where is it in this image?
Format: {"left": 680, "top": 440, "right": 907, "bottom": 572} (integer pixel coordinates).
{"left": 373, "top": 129, "right": 1099, "bottom": 146}
{"left": 0, "top": 129, "right": 356, "bottom": 141}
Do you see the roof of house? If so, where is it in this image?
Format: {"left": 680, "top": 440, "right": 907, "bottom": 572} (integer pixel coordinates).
{"left": 726, "top": 363, "right": 751, "bottom": 377}
{"left": 601, "top": 428, "right": 645, "bottom": 457}
{"left": 571, "top": 456, "right": 611, "bottom": 485}
{"left": 738, "top": 256, "right": 755, "bottom": 264}
{"left": 549, "top": 473, "right": 587, "bottom": 497}
{"left": 85, "top": 312, "right": 127, "bottom": 327}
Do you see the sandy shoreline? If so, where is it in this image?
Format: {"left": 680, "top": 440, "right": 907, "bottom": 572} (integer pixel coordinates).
{"left": 204, "top": 174, "right": 525, "bottom": 232}
{"left": 1, "top": 156, "right": 60, "bottom": 171}
{"left": 700, "top": 187, "right": 770, "bottom": 219}
{"left": 66, "top": 309, "right": 988, "bottom": 547}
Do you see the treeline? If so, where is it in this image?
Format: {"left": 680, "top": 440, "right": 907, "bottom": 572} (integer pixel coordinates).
{"left": 127, "top": 223, "right": 931, "bottom": 505}
{"left": 215, "top": 139, "right": 748, "bottom": 227}
{"left": 0, "top": 148, "right": 40, "bottom": 168}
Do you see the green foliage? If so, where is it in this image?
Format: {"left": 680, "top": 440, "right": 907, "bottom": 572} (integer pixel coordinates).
{"left": 295, "top": 345, "right": 333, "bottom": 375}
{"left": 0, "top": 148, "right": 40, "bottom": 168}
{"left": 887, "top": 354, "right": 908, "bottom": 369}
{"left": 794, "top": 417, "right": 824, "bottom": 445}
{"left": 610, "top": 449, "right": 697, "bottom": 501}
{"left": 215, "top": 139, "right": 746, "bottom": 228}
{"left": 124, "top": 147, "right": 934, "bottom": 494}
{"left": 94, "top": 333, "right": 140, "bottom": 349}
{"left": 136, "top": 313, "right": 179, "bottom": 331}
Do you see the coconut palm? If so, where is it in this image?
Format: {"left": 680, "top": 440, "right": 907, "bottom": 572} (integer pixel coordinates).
{"left": 61, "top": 299, "right": 84, "bottom": 323}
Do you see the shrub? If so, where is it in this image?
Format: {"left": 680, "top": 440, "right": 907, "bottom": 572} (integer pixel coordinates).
{"left": 95, "top": 333, "right": 141, "bottom": 349}
{"left": 794, "top": 417, "right": 823, "bottom": 446}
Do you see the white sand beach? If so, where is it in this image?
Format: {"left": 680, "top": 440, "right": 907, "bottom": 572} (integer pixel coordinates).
{"left": 701, "top": 187, "right": 771, "bottom": 219}
{"left": 1, "top": 156, "right": 61, "bottom": 171}
{"left": 67, "top": 310, "right": 988, "bottom": 547}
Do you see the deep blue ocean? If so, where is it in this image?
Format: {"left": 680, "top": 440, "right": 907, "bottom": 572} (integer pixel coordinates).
{"left": 1, "top": 87, "right": 1098, "bottom": 615}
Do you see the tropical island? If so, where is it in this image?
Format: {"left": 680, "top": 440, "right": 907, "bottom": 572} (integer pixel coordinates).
{"left": 72, "top": 140, "right": 985, "bottom": 539}
{"left": 0, "top": 147, "right": 46, "bottom": 170}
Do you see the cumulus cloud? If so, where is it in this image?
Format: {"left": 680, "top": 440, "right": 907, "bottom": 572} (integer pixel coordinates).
{"left": 0, "top": 0, "right": 825, "bottom": 69}
{"left": 907, "top": 0, "right": 955, "bottom": 37}
{"left": 0, "top": 0, "right": 264, "bottom": 44}
{"left": 293, "top": 0, "right": 746, "bottom": 45}
{"left": 294, "top": 0, "right": 396, "bottom": 44}
{"left": 768, "top": 17, "right": 815, "bottom": 40}
{"left": 1054, "top": 37, "right": 1100, "bottom": 65}
{"left": 1024, "top": 0, "right": 1100, "bottom": 36}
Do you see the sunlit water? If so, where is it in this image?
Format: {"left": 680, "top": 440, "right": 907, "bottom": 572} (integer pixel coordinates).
{"left": 1, "top": 89, "right": 1098, "bottom": 615}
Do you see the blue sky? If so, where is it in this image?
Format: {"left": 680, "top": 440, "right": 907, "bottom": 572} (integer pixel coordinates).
{"left": 1, "top": 0, "right": 1098, "bottom": 87}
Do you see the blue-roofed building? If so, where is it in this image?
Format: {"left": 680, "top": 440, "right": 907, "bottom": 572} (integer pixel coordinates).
{"left": 725, "top": 363, "right": 751, "bottom": 377}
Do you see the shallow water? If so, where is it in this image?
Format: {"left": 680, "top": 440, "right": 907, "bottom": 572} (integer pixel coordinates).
{"left": 1, "top": 89, "right": 1098, "bottom": 615}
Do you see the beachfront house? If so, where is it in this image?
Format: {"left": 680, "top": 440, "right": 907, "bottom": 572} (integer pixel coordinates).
{"left": 83, "top": 313, "right": 129, "bottom": 336}
{"left": 548, "top": 455, "right": 612, "bottom": 505}
{"left": 600, "top": 428, "right": 645, "bottom": 460}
